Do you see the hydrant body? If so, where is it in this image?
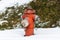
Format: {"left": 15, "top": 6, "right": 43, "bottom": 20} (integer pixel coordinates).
{"left": 24, "top": 14, "right": 35, "bottom": 36}
{"left": 22, "top": 10, "right": 35, "bottom": 36}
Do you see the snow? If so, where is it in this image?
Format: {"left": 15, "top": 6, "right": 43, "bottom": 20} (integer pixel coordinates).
{"left": 0, "top": 28, "right": 60, "bottom": 40}
{"left": 0, "top": 0, "right": 32, "bottom": 12}
{"left": 0, "top": 20, "right": 8, "bottom": 25}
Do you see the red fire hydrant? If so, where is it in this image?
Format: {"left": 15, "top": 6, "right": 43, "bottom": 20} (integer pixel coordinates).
{"left": 21, "top": 8, "right": 35, "bottom": 36}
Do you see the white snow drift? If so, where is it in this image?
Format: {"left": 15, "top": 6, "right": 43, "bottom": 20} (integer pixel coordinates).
{"left": 0, "top": 28, "right": 60, "bottom": 40}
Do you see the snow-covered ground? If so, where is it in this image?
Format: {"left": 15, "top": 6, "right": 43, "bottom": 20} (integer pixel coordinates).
{"left": 0, "top": 28, "right": 60, "bottom": 40}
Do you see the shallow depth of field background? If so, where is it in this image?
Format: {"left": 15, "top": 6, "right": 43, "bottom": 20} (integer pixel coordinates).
{"left": 0, "top": 0, "right": 60, "bottom": 30}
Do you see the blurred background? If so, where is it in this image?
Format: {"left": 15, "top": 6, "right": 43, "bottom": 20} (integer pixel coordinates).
{"left": 0, "top": 0, "right": 60, "bottom": 30}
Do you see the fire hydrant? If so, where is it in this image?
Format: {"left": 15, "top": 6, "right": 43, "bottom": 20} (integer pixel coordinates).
{"left": 21, "top": 8, "right": 35, "bottom": 36}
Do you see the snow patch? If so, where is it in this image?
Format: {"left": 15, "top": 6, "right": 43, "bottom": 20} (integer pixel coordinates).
{"left": 0, "top": 28, "right": 60, "bottom": 40}
{"left": 0, "top": 20, "right": 8, "bottom": 25}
